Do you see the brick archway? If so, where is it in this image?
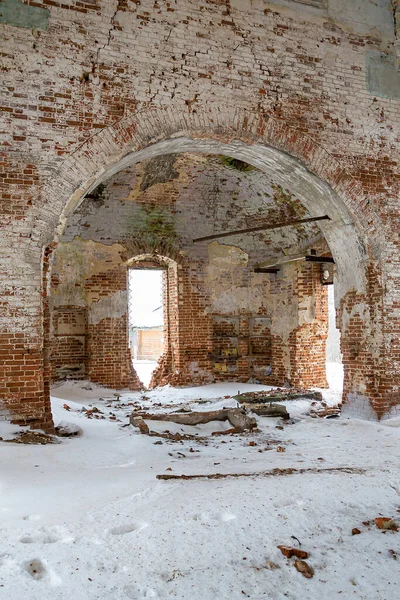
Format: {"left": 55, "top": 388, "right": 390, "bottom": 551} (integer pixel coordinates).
{"left": 2, "top": 105, "right": 396, "bottom": 428}
{"left": 45, "top": 105, "right": 386, "bottom": 416}
{"left": 50, "top": 105, "right": 382, "bottom": 245}
{"left": 43, "top": 105, "right": 385, "bottom": 322}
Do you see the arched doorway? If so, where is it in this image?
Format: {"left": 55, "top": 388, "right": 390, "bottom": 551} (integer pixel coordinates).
{"left": 4, "top": 108, "right": 395, "bottom": 428}
{"left": 126, "top": 254, "right": 180, "bottom": 390}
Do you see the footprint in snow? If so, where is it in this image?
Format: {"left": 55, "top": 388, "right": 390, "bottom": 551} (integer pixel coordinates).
{"left": 123, "top": 584, "right": 158, "bottom": 598}
{"left": 22, "top": 558, "right": 61, "bottom": 586}
{"left": 109, "top": 522, "right": 148, "bottom": 536}
{"left": 19, "top": 525, "right": 74, "bottom": 544}
{"left": 193, "top": 511, "right": 236, "bottom": 524}
{"left": 219, "top": 512, "right": 237, "bottom": 522}
{"left": 20, "top": 535, "right": 36, "bottom": 544}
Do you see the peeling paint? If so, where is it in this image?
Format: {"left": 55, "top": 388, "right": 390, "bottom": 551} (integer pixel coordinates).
{"left": 51, "top": 239, "right": 126, "bottom": 307}
{"left": 366, "top": 49, "right": 400, "bottom": 99}
{"left": 0, "top": 0, "right": 49, "bottom": 30}
{"left": 89, "top": 290, "right": 128, "bottom": 325}
{"left": 298, "top": 294, "right": 316, "bottom": 325}
{"left": 207, "top": 240, "right": 249, "bottom": 267}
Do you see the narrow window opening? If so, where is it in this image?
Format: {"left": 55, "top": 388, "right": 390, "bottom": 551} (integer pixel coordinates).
{"left": 326, "top": 284, "right": 343, "bottom": 400}
{"left": 128, "top": 269, "right": 164, "bottom": 388}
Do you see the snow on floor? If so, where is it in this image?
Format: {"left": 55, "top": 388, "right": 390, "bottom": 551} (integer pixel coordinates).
{"left": 1, "top": 377, "right": 399, "bottom": 600}
{"left": 324, "top": 361, "right": 344, "bottom": 405}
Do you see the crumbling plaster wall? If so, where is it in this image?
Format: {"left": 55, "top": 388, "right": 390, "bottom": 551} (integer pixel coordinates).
{"left": 52, "top": 154, "right": 329, "bottom": 387}
{"left": 51, "top": 240, "right": 141, "bottom": 389}
{"left": 1, "top": 0, "right": 399, "bottom": 427}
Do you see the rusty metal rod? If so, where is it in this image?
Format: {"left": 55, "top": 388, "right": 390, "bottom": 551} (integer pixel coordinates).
{"left": 193, "top": 215, "right": 330, "bottom": 243}
{"left": 254, "top": 268, "right": 280, "bottom": 274}
{"left": 305, "top": 255, "right": 335, "bottom": 263}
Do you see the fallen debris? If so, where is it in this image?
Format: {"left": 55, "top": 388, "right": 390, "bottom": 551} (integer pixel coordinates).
{"left": 290, "top": 535, "right": 302, "bottom": 546}
{"left": 278, "top": 546, "right": 309, "bottom": 559}
{"left": 244, "top": 403, "right": 290, "bottom": 419}
{"left": 156, "top": 466, "right": 366, "bottom": 481}
{"left": 294, "top": 559, "right": 314, "bottom": 579}
{"left": 2, "top": 431, "right": 59, "bottom": 445}
{"left": 132, "top": 418, "right": 150, "bottom": 435}
{"left": 250, "top": 560, "right": 281, "bottom": 572}
{"left": 130, "top": 417, "right": 204, "bottom": 441}
{"left": 234, "top": 388, "right": 323, "bottom": 404}
{"left": 375, "top": 517, "right": 398, "bottom": 531}
{"left": 309, "top": 405, "right": 341, "bottom": 419}
{"left": 55, "top": 422, "right": 83, "bottom": 438}
{"left": 352, "top": 528, "right": 361, "bottom": 535}
{"left": 130, "top": 408, "right": 257, "bottom": 437}
{"left": 265, "top": 560, "right": 280, "bottom": 571}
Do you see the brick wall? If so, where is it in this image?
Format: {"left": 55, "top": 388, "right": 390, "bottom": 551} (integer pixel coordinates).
{"left": 48, "top": 233, "right": 329, "bottom": 393}
{"left": 290, "top": 262, "right": 329, "bottom": 388}
{"left": 1, "top": 0, "right": 399, "bottom": 426}
{"left": 85, "top": 267, "right": 141, "bottom": 389}
{"left": 51, "top": 307, "right": 87, "bottom": 380}
{"left": 136, "top": 328, "right": 164, "bottom": 360}
{"left": 150, "top": 261, "right": 183, "bottom": 386}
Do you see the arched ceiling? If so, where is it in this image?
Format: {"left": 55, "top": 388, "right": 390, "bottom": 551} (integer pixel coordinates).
{"left": 61, "top": 152, "right": 329, "bottom": 263}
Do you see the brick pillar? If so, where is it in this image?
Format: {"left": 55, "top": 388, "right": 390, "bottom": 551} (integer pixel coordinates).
{"left": 237, "top": 317, "right": 250, "bottom": 381}
{"left": 382, "top": 262, "right": 400, "bottom": 415}
{"left": 86, "top": 266, "right": 141, "bottom": 390}
{"left": 0, "top": 242, "right": 54, "bottom": 432}
{"left": 269, "top": 263, "right": 297, "bottom": 386}
{"left": 150, "top": 264, "right": 181, "bottom": 386}
{"left": 175, "top": 262, "right": 213, "bottom": 385}
{"left": 152, "top": 261, "right": 213, "bottom": 386}
{"left": 270, "top": 334, "right": 288, "bottom": 385}
{"left": 339, "top": 261, "right": 400, "bottom": 419}
{"left": 290, "top": 262, "right": 329, "bottom": 388}
{"left": 268, "top": 262, "right": 328, "bottom": 388}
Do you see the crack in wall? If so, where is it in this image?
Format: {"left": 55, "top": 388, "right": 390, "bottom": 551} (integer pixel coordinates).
{"left": 94, "top": 0, "right": 123, "bottom": 70}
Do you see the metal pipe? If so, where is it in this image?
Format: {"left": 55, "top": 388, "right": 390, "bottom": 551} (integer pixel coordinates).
{"left": 193, "top": 215, "right": 330, "bottom": 243}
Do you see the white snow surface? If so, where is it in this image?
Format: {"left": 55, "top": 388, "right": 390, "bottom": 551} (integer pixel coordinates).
{"left": 1, "top": 373, "right": 399, "bottom": 600}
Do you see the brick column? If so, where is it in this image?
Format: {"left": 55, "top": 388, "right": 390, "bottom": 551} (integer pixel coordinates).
{"left": 290, "top": 262, "right": 329, "bottom": 388}
{"left": 175, "top": 263, "right": 213, "bottom": 385}
{"left": 152, "top": 261, "right": 213, "bottom": 386}
{"left": 150, "top": 264, "right": 181, "bottom": 386}
{"left": 86, "top": 266, "right": 142, "bottom": 390}
{"left": 268, "top": 262, "right": 328, "bottom": 388}
{"left": 339, "top": 261, "right": 400, "bottom": 419}
{"left": 0, "top": 241, "right": 54, "bottom": 432}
